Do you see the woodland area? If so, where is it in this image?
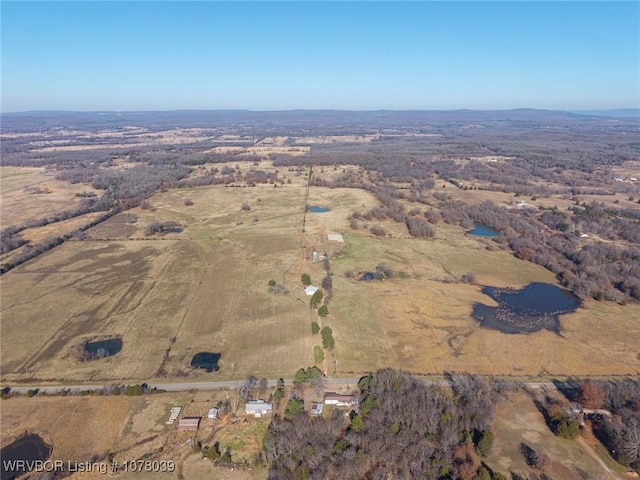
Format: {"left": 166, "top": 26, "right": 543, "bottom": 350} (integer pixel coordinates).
{"left": 262, "top": 372, "right": 640, "bottom": 478}
{"left": 1, "top": 110, "right": 639, "bottom": 301}
{"left": 263, "top": 370, "right": 510, "bottom": 480}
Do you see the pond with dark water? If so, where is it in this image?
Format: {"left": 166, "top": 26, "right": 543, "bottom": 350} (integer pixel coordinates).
{"left": 190, "top": 352, "right": 221, "bottom": 372}
{"left": 468, "top": 222, "right": 499, "bottom": 237}
{"left": 472, "top": 282, "right": 580, "bottom": 334}
{"left": 308, "top": 206, "right": 330, "bottom": 213}
{"left": 1, "top": 434, "right": 52, "bottom": 480}
{"left": 359, "top": 272, "right": 377, "bottom": 282}
{"left": 85, "top": 338, "right": 122, "bottom": 357}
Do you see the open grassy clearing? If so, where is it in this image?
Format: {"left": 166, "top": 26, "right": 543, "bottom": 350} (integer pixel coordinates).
{"left": 328, "top": 224, "right": 640, "bottom": 376}
{"left": 0, "top": 239, "right": 199, "bottom": 381}
{"left": 0, "top": 167, "right": 98, "bottom": 226}
{"left": 433, "top": 177, "right": 640, "bottom": 211}
{"left": 0, "top": 211, "right": 108, "bottom": 269}
{"left": 486, "top": 391, "right": 620, "bottom": 479}
{"left": 17, "top": 212, "right": 106, "bottom": 244}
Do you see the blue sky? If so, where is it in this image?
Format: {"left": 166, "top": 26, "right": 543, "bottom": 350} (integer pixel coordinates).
{"left": 1, "top": 1, "right": 638, "bottom": 112}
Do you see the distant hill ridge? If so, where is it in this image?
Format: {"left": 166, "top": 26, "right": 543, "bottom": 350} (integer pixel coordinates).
{"left": 1, "top": 108, "right": 638, "bottom": 132}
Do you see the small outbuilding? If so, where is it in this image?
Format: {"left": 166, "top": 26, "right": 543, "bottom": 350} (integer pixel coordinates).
{"left": 304, "top": 285, "right": 319, "bottom": 296}
{"left": 207, "top": 408, "right": 219, "bottom": 419}
{"left": 245, "top": 400, "right": 273, "bottom": 417}
{"left": 177, "top": 417, "right": 201, "bottom": 431}
{"left": 310, "top": 402, "right": 324, "bottom": 416}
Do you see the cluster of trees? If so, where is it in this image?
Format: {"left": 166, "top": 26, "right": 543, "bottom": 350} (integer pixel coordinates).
{"left": 293, "top": 366, "right": 326, "bottom": 396}
{"left": 321, "top": 274, "right": 333, "bottom": 303}
{"left": 520, "top": 443, "right": 551, "bottom": 471}
{"left": 268, "top": 279, "right": 288, "bottom": 295}
{"left": 0, "top": 383, "right": 163, "bottom": 399}
{"left": 1, "top": 210, "right": 115, "bottom": 274}
{"left": 0, "top": 226, "right": 28, "bottom": 254}
{"left": 320, "top": 327, "right": 335, "bottom": 351}
{"left": 570, "top": 379, "right": 640, "bottom": 472}
{"left": 238, "top": 376, "right": 270, "bottom": 402}
{"left": 406, "top": 215, "right": 436, "bottom": 238}
{"left": 263, "top": 370, "right": 509, "bottom": 479}
{"left": 310, "top": 289, "right": 323, "bottom": 310}
{"left": 431, "top": 199, "right": 640, "bottom": 302}
{"left": 144, "top": 221, "right": 182, "bottom": 236}
{"left": 74, "top": 342, "right": 115, "bottom": 362}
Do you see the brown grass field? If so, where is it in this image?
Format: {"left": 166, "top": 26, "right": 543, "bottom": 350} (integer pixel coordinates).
{"left": 0, "top": 166, "right": 98, "bottom": 225}
{"left": 329, "top": 225, "right": 640, "bottom": 377}
{"left": 487, "top": 391, "right": 621, "bottom": 479}
{"left": 2, "top": 166, "right": 639, "bottom": 384}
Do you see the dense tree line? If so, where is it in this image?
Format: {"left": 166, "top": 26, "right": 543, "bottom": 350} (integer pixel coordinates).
{"left": 0, "top": 211, "right": 114, "bottom": 274}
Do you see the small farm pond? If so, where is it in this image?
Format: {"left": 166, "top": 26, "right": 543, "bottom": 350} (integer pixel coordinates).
{"left": 308, "top": 206, "right": 330, "bottom": 213}
{"left": 359, "top": 272, "right": 378, "bottom": 281}
{"left": 190, "top": 352, "right": 221, "bottom": 372}
{"left": 468, "top": 222, "right": 499, "bottom": 237}
{"left": 85, "top": 338, "right": 122, "bottom": 358}
{"left": 1, "top": 434, "right": 52, "bottom": 480}
{"left": 472, "top": 282, "right": 580, "bottom": 334}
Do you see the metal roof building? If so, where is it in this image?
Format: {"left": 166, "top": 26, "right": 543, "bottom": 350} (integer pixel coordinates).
{"left": 177, "top": 417, "right": 201, "bottom": 431}
{"left": 324, "top": 392, "right": 358, "bottom": 407}
{"left": 245, "top": 400, "right": 273, "bottom": 417}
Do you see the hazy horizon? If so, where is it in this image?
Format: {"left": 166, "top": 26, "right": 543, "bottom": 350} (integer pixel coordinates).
{"left": 2, "top": 1, "right": 639, "bottom": 113}
{"left": 2, "top": 107, "right": 639, "bottom": 115}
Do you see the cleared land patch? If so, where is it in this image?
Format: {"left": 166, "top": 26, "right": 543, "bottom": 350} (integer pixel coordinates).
{"left": 487, "top": 391, "right": 619, "bottom": 479}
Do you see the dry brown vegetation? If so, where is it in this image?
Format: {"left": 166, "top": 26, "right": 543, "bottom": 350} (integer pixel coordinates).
{"left": 0, "top": 166, "right": 99, "bottom": 225}
{"left": 327, "top": 222, "right": 640, "bottom": 377}
{"left": 487, "top": 391, "right": 621, "bottom": 479}
{"left": 0, "top": 391, "right": 269, "bottom": 480}
{"left": 2, "top": 166, "right": 639, "bottom": 384}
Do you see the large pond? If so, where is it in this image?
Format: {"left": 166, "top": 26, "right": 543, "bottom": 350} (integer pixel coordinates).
{"left": 308, "top": 206, "right": 330, "bottom": 213}
{"left": 190, "top": 352, "right": 221, "bottom": 372}
{"left": 468, "top": 222, "right": 499, "bottom": 237}
{"left": 1, "top": 434, "right": 52, "bottom": 480}
{"left": 85, "top": 338, "right": 122, "bottom": 358}
{"left": 472, "top": 282, "right": 580, "bottom": 334}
